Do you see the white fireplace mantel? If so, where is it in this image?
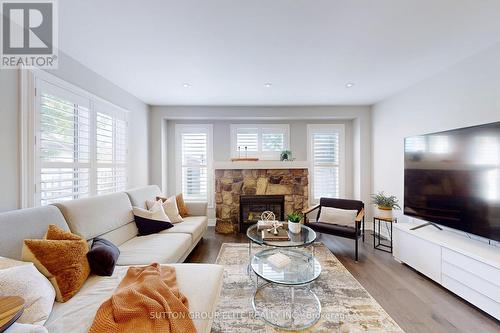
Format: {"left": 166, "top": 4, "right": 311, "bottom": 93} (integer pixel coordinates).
{"left": 214, "top": 160, "right": 309, "bottom": 170}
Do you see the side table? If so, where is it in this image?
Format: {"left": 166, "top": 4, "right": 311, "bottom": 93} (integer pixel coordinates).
{"left": 373, "top": 216, "right": 397, "bottom": 253}
{"left": 0, "top": 296, "right": 25, "bottom": 333}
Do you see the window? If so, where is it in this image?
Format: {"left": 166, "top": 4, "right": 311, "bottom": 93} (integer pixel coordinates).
{"left": 230, "top": 124, "right": 289, "bottom": 160}
{"left": 175, "top": 124, "right": 213, "bottom": 204}
{"left": 95, "top": 103, "right": 128, "bottom": 195}
{"left": 307, "top": 124, "right": 345, "bottom": 203}
{"left": 28, "top": 72, "right": 128, "bottom": 206}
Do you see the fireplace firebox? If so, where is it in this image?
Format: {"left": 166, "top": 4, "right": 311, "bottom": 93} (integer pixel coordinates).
{"left": 239, "top": 195, "right": 285, "bottom": 233}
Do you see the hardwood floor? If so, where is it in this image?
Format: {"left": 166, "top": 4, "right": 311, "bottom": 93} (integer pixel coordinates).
{"left": 186, "top": 227, "right": 499, "bottom": 333}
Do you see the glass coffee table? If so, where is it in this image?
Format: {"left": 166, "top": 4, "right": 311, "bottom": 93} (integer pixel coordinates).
{"left": 246, "top": 224, "right": 322, "bottom": 330}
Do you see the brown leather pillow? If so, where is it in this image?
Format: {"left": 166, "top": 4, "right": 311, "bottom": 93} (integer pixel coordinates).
{"left": 22, "top": 224, "right": 90, "bottom": 302}
{"left": 176, "top": 193, "right": 189, "bottom": 218}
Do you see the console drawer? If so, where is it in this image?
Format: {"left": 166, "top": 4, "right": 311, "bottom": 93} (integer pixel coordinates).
{"left": 442, "top": 248, "right": 500, "bottom": 287}
{"left": 442, "top": 274, "right": 500, "bottom": 319}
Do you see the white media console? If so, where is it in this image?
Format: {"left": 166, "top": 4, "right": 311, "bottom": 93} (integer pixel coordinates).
{"left": 393, "top": 222, "right": 500, "bottom": 319}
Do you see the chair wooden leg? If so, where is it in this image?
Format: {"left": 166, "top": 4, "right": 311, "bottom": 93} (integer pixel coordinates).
{"left": 362, "top": 217, "right": 365, "bottom": 243}
{"left": 355, "top": 236, "right": 359, "bottom": 261}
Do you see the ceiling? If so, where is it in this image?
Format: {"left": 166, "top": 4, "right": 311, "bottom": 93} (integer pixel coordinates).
{"left": 59, "top": 0, "right": 500, "bottom": 106}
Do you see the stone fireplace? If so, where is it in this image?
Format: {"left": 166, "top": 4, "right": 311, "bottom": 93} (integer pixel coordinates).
{"left": 215, "top": 168, "right": 308, "bottom": 233}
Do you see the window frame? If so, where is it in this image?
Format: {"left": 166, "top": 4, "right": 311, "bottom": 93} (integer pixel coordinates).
{"left": 175, "top": 124, "right": 214, "bottom": 207}
{"left": 230, "top": 124, "right": 290, "bottom": 160}
{"left": 20, "top": 69, "right": 129, "bottom": 207}
{"left": 307, "top": 124, "right": 346, "bottom": 204}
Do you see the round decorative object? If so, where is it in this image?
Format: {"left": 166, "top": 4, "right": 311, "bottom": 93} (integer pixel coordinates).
{"left": 261, "top": 211, "right": 276, "bottom": 222}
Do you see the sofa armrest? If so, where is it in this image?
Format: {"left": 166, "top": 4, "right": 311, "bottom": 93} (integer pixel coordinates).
{"left": 186, "top": 201, "right": 208, "bottom": 216}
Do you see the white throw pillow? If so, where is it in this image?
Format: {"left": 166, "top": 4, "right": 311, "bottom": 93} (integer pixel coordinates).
{"left": 133, "top": 200, "right": 171, "bottom": 222}
{"left": 0, "top": 260, "right": 55, "bottom": 326}
{"left": 4, "top": 323, "right": 48, "bottom": 333}
{"left": 318, "top": 207, "right": 358, "bottom": 227}
{"left": 148, "top": 196, "right": 184, "bottom": 223}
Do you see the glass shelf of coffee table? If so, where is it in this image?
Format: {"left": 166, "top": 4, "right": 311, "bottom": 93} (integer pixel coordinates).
{"left": 250, "top": 248, "right": 322, "bottom": 330}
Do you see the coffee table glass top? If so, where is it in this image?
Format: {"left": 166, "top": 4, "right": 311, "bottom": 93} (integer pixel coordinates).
{"left": 251, "top": 248, "right": 322, "bottom": 285}
{"left": 246, "top": 223, "right": 316, "bottom": 247}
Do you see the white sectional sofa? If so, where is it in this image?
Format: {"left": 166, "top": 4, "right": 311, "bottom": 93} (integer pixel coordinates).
{"left": 0, "top": 185, "right": 222, "bottom": 333}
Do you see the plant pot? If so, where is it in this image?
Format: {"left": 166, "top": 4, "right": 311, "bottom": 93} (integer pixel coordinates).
{"left": 288, "top": 221, "right": 301, "bottom": 234}
{"left": 375, "top": 206, "right": 393, "bottom": 219}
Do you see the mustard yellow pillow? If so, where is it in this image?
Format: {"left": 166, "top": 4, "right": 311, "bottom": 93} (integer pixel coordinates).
{"left": 176, "top": 193, "right": 189, "bottom": 218}
{"left": 22, "top": 225, "right": 90, "bottom": 302}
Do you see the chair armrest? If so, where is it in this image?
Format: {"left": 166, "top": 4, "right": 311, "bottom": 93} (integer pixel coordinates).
{"left": 355, "top": 208, "right": 365, "bottom": 223}
{"left": 302, "top": 204, "right": 320, "bottom": 216}
{"left": 185, "top": 201, "right": 208, "bottom": 216}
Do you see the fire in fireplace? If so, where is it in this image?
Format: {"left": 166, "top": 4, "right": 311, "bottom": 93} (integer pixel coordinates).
{"left": 239, "top": 195, "right": 284, "bottom": 232}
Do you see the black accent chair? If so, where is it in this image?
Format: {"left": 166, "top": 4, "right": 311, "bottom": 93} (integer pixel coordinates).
{"left": 303, "top": 198, "right": 365, "bottom": 261}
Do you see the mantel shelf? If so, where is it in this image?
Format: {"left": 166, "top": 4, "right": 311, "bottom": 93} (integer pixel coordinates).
{"left": 214, "top": 160, "right": 309, "bottom": 170}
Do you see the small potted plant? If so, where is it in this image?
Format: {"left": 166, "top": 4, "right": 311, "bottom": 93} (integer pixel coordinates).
{"left": 287, "top": 211, "right": 303, "bottom": 234}
{"left": 280, "top": 150, "right": 292, "bottom": 161}
{"left": 371, "top": 192, "right": 401, "bottom": 219}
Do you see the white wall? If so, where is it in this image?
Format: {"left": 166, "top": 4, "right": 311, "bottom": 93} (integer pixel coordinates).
{"left": 149, "top": 106, "right": 372, "bottom": 219}
{"left": 0, "top": 52, "right": 150, "bottom": 212}
{"left": 372, "top": 43, "right": 500, "bottom": 235}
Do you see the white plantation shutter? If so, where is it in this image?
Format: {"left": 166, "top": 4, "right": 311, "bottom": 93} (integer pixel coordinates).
{"left": 34, "top": 78, "right": 128, "bottom": 206}
{"left": 308, "top": 125, "right": 345, "bottom": 202}
{"left": 38, "top": 82, "right": 91, "bottom": 205}
{"left": 236, "top": 128, "right": 259, "bottom": 154}
{"left": 176, "top": 125, "right": 213, "bottom": 203}
{"left": 95, "top": 104, "right": 128, "bottom": 195}
{"left": 231, "top": 124, "right": 289, "bottom": 160}
{"left": 261, "top": 127, "right": 286, "bottom": 153}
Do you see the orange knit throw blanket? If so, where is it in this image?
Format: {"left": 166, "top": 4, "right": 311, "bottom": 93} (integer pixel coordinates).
{"left": 89, "top": 263, "right": 196, "bottom": 333}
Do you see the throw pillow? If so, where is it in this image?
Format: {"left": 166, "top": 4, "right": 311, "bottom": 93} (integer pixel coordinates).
{"left": 157, "top": 196, "right": 184, "bottom": 223}
{"left": 0, "top": 260, "right": 55, "bottom": 326}
{"left": 44, "top": 224, "right": 81, "bottom": 240}
{"left": 318, "top": 207, "right": 358, "bottom": 228}
{"left": 176, "top": 193, "right": 189, "bottom": 218}
{"left": 141, "top": 199, "right": 171, "bottom": 222}
{"left": 86, "top": 238, "right": 120, "bottom": 276}
{"left": 133, "top": 206, "right": 174, "bottom": 236}
{"left": 22, "top": 225, "right": 90, "bottom": 302}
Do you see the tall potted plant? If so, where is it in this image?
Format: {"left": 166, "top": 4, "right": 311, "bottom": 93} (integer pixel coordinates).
{"left": 371, "top": 192, "right": 400, "bottom": 219}
{"left": 287, "top": 212, "right": 303, "bottom": 234}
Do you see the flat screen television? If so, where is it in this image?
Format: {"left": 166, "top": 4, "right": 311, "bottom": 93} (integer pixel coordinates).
{"left": 404, "top": 121, "right": 500, "bottom": 242}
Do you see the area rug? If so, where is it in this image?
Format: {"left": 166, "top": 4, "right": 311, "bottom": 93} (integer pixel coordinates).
{"left": 212, "top": 243, "right": 404, "bottom": 332}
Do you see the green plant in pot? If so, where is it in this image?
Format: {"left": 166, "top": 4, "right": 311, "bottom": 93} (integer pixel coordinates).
{"left": 287, "top": 211, "right": 303, "bottom": 234}
{"left": 371, "top": 192, "right": 400, "bottom": 219}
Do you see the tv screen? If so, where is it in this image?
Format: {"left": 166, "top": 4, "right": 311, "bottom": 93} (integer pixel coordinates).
{"left": 404, "top": 121, "right": 500, "bottom": 242}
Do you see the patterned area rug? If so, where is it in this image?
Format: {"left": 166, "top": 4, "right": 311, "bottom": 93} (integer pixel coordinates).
{"left": 212, "top": 243, "right": 404, "bottom": 332}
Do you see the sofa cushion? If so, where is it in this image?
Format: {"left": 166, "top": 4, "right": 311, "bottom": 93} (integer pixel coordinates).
{"left": 0, "top": 206, "right": 69, "bottom": 260}
{"left": 54, "top": 192, "right": 134, "bottom": 243}
{"left": 44, "top": 264, "right": 223, "bottom": 333}
{"left": 161, "top": 216, "right": 208, "bottom": 241}
{"left": 22, "top": 225, "right": 90, "bottom": 302}
{"left": 125, "top": 185, "right": 162, "bottom": 209}
{"left": 134, "top": 215, "right": 174, "bottom": 236}
{"left": 87, "top": 238, "right": 120, "bottom": 277}
{"left": 0, "top": 260, "right": 55, "bottom": 326}
{"left": 184, "top": 202, "right": 208, "bottom": 216}
{"left": 116, "top": 233, "right": 192, "bottom": 265}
